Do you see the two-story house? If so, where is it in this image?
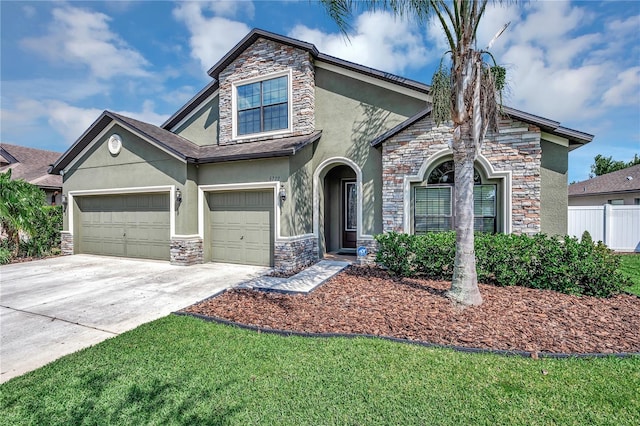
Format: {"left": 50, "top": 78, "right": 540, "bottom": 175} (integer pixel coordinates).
{"left": 50, "top": 29, "right": 593, "bottom": 272}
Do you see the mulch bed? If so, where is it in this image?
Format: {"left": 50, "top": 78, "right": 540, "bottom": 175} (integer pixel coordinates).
{"left": 183, "top": 266, "right": 640, "bottom": 355}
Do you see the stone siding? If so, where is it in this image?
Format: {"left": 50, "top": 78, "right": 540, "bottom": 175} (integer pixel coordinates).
{"left": 218, "top": 38, "right": 315, "bottom": 144}
{"left": 356, "top": 238, "right": 378, "bottom": 265}
{"left": 61, "top": 231, "right": 73, "bottom": 255}
{"left": 381, "top": 117, "right": 542, "bottom": 235}
{"left": 274, "top": 235, "right": 318, "bottom": 273}
{"left": 170, "top": 237, "right": 204, "bottom": 266}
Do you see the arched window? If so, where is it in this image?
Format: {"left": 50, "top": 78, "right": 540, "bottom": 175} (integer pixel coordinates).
{"left": 415, "top": 160, "right": 497, "bottom": 233}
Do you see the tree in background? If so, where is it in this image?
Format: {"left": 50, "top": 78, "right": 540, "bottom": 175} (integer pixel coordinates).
{"left": 320, "top": 0, "right": 508, "bottom": 306}
{"left": 590, "top": 154, "right": 640, "bottom": 178}
{"left": 0, "top": 169, "right": 61, "bottom": 261}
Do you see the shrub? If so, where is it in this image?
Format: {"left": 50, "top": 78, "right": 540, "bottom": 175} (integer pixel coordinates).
{"left": 0, "top": 247, "right": 10, "bottom": 264}
{"left": 374, "top": 231, "right": 628, "bottom": 297}
{"left": 20, "top": 205, "right": 63, "bottom": 257}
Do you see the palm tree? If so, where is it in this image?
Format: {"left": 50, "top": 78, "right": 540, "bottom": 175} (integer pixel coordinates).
{"left": 320, "top": 0, "right": 507, "bottom": 305}
{"left": 0, "top": 169, "right": 45, "bottom": 256}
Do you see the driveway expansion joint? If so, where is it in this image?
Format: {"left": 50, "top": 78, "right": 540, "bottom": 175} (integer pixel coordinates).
{"left": 1, "top": 305, "right": 119, "bottom": 335}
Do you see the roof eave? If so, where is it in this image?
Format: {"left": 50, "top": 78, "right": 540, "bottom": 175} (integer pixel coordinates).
{"left": 49, "top": 111, "right": 112, "bottom": 175}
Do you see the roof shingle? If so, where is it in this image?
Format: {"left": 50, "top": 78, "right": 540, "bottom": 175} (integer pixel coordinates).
{"left": 0, "top": 143, "right": 62, "bottom": 189}
{"left": 568, "top": 164, "right": 640, "bottom": 197}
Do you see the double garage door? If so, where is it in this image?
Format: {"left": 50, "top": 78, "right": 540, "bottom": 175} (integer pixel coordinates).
{"left": 208, "top": 190, "right": 273, "bottom": 267}
{"left": 75, "top": 190, "right": 273, "bottom": 266}
{"left": 76, "top": 193, "right": 170, "bottom": 261}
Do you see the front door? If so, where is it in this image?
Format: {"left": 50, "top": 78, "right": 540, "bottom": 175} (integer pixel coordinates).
{"left": 342, "top": 181, "right": 357, "bottom": 249}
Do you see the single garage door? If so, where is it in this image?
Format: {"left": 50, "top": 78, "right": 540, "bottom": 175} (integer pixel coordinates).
{"left": 209, "top": 190, "right": 273, "bottom": 266}
{"left": 76, "top": 193, "right": 170, "bottom": 260}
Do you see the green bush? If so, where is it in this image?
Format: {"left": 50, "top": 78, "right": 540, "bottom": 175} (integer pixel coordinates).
{"left": 0, "top": 247, "right": 11, "bottom": 264}
{"left": 375, "top": 231, "right": 628, "bottom": 297}
{"left": 20, "top": 205, "right": 63, "bottom": 257}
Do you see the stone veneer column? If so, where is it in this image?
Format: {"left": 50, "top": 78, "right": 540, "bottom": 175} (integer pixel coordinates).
{"left": 381, "top": 116, "right": 542, "bottom": 236}
{"left": 60, "top": 231, "right": 73, "bottom": 255}
{"left": 170, "top": 237, "right": 204, "bottom": 266}
{"left": 274, "top": 235, "right": 319, "bottom": 273}
{"left": 356, "top": 239, "right": 378, "bottom": 265}
{"left": 218, "top": 38, "right": 315, "bottom": 145}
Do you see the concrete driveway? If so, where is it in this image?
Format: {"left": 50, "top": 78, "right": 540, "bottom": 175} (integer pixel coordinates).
{"left": 0, "top": 255, "right": 269, "bottom": 383}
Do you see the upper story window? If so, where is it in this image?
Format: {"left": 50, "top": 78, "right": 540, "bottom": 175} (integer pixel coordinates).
{"left": 233, "top": 71, "right": 292, "bottom": 138}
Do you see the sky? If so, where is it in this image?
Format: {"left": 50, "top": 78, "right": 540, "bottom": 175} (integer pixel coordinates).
{"left": 1, "top": 0, "right": 639, "bottom": 183}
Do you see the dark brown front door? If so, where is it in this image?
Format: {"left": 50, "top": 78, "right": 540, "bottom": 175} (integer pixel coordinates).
{"left": 342, "top": 181, "right": 357, "bottom": 249}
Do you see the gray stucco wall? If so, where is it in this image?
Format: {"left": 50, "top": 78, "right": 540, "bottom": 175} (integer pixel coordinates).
{"left": 174, "top": 96, "right": 219, "bottom": 146}
{"left": 540, "top": 139, "right": 568, "bottom": 235}
{"left": 61, "top": 124, "right": 192, "bottom": 234}
{"left": 314, "top": 67, "right": 427, "bottom": 237}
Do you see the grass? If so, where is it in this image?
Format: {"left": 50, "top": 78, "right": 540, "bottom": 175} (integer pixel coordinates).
{"left": 1, "top": 315, "right": 639, "bottom": 425}
{"left": 619, "top": 254, "right": 640, "bottom": 296}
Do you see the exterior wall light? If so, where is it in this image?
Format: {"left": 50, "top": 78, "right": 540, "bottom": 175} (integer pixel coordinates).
{"left": 279, "top": 185, "right": 287, "bottom": 202}
{"left": 176, "top": 189, "right": 183, "bottom": 204}
{"left": 61, "top": 194, "right": 68, "bottom": 212}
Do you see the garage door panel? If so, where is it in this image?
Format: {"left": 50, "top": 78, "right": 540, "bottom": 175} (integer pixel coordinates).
{"left": 77, "top": 194, "right": 170, "bottom": 261}
{"left": 208, "top": 190, "right": 273, "bottom": 267}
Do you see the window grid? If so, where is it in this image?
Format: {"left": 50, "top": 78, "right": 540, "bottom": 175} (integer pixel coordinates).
{"left": 237, "top": 75, "right": 288, "bottom": 136}
{"left": 414, "top": 184, "right": 497, "bottom": 234}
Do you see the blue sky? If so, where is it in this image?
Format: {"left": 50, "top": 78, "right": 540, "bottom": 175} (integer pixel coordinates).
{"left": 1, "top": 0, "right": 638, "bottom": 182}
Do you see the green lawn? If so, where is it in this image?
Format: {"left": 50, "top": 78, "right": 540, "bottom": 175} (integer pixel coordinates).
{"left": 620, "top": 255, "right": 640, "bottom": 296}
{"left": 1, "top": 315, "right": 638, "bottom": 425}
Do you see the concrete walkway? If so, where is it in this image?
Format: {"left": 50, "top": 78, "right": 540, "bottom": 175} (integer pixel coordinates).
{"left": 0, "top": 255, "right": 269, "bottom": 383}
{"left": 237, "top": 260, "right": 351, "bottom": 293}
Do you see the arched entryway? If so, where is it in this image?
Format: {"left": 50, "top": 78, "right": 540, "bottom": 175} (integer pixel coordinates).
{"left": 324, "top": 164, "right": 357, "bottom": 251}
{"left": 314, "top": 158, "right": 361, "bottom": 258}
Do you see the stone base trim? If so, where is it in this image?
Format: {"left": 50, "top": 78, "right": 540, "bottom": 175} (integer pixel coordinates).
{"left": 356, "top": 238, "right": 378, "bottom": 266}
{"left": 170, "top": 237, "right": 204, "bottom": 266}
{"left": 61, "top": 231, "right": 73, "bottom": 255}
{"left": 274, "top": 235, "right": 319, "bottom": 274}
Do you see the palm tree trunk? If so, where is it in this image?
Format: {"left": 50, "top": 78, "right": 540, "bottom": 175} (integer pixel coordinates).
{"left": 448, "top": 46, "right": 483, "bottom": 306}
{"left": 448, "top": 122, "right": 483, "bottom": 306}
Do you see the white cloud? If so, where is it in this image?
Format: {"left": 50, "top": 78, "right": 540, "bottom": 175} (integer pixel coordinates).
{"left": 117, "top": 100, "right": 169, "bottom": 126}
{"left": 173, "top": 2, "right": 251, "bottom": 74}
{"left": 466, "top": 2, "right": 640, "bottom": 125}
{"left": 1, "top": 97, "right": 168, "bottom": 148}
{"left": 602, "top": 67, "right": 640, "bottom": 107}
{"left": 289, "top": 11, "right": 429, "bottom": 75}
{"left": 21, "top": 5, "right": 150, "bottom": 80}
{"left": 22, "top": 5, "right": 36, "bottom": 18}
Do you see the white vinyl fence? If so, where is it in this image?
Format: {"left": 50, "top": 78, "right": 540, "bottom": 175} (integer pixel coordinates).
{"left": 568, "top": 205, "right": 640, "bottom": 252}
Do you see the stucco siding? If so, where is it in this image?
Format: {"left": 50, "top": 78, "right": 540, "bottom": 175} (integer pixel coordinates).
{"left": 314, "top": 67, "right": 426, "bottom": 236}
{"left": 174, "top": 96, "right": 219, "bottom": 146}
{"left": 62, "top": 125, "right": 189, "bottom": 233}
{"left": 540, "top": 140, "right": 568, "bottom": 235}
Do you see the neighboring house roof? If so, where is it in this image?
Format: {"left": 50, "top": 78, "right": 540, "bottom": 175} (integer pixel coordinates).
{"left": 50, "top": 111, "right": 321, "bottom": 174}
{"left": 569, "top": 164, "right": 640, "bottom": 197}
{"left": 0, "top": 143, "right": 62, "bottom": 190}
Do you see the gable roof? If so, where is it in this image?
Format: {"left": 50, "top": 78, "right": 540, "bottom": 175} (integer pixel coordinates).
{"left": 370, "top": 105, "right": 593, "bottom": 149}
{"left": 0, "top": 143, "right": 62, "bottom": 189}
{"left": 163, "top": 28, "right": 430, "bottom": 132}
{"left": 569, "top": 164, "right": 640, "bottom": 197}
{"left": 50, "top": 111, "right": 321, "bottom": 175}
{"left": 167, "top": 28, "right": 592, "bottom": 147}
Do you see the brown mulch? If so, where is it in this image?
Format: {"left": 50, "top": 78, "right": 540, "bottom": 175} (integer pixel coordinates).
{"left": 183, "top": 266, "right": 640, "bottom": 355}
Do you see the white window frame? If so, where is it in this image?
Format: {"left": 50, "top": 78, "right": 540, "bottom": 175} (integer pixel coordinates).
{"left": 231, "top": 69, "right": 293, "bottom": 141}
